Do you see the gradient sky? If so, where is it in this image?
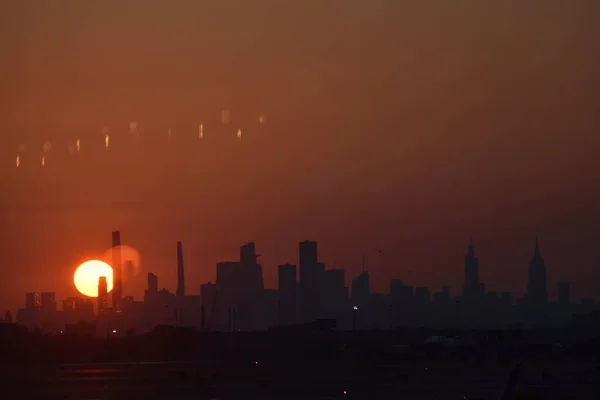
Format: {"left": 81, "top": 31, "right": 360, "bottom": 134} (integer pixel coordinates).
{"left": 1, "top": 1, "right": 599, "bottom": 313}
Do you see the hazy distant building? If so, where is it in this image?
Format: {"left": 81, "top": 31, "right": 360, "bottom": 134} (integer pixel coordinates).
{"left": 527, "top": 238, "right": 548, "bottom": 305}
{"left": 98, "top": 277, "right": 109, "bottom": 314}
{"left": 215, "top": 243, "right": 265, "bottom": 330}
{"left": 299, "top": 241, "right": 325, "bottom": 323}
{"left": 415, "top": 287, "right": 431, "bottom": 305}
{"left": 25, "top": 292, "right": 41, "bottom": 310}
{"left": 145, "top": 273, "right": 158, "bottom": 302}
{"left": 111, "top": 231, "right": 123, "bottom": 311}
{"left": 351, "top": 272, "right": 370, "bottom": 308}
{"left": 176, "top": 241, "right": 185, "bottom": 297}
{"left": 462, "top": 241, "right": 482, "bottom": 301}
{"left": 557, "top": 281, "right": 571, "bottom": 305}
{"left": 41, "top": 292, "right": 57, "bottom": 312}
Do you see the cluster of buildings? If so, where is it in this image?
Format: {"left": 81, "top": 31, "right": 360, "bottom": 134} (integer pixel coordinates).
{"left": 10, "top": 232, "right": 598, "bottom": 336}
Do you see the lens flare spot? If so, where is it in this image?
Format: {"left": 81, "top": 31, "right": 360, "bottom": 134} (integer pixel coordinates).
{"left": 221, "top": 110, "right": 230, "bottom": 125}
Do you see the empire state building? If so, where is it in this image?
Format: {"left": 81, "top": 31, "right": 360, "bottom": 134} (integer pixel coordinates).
{"left": 527, "top": 238, "right": 548, "bottom": 304}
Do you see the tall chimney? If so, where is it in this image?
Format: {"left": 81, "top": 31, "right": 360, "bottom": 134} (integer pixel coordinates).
{"left": 177, "top": 241, "right": 185, "bottom": 297}
{"left": 112, "top": 231, "right": 123, "bottom": 311}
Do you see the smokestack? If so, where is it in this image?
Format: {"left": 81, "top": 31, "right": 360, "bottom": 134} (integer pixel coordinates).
{"left": 111, "top": 231, "right": 123, "bottom": 311}
{"left": 177, "top": 241, "right": 185, "bottom": 297}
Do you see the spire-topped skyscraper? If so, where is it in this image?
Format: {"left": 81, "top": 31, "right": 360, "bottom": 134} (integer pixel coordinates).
{"left": 176, "top": 241, "right": 185, "bottom": 298}
{"left": 527, "top": 237, "right": 548, "bottom": 304}
{"left": 462, "top": 239, "right": 483, "bottom": 301}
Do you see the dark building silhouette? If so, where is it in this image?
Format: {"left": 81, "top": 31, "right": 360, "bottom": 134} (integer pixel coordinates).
{"left": 145, "top": 272, "right": 158, "bottom": 302}
{"left": 111, "top": 231, "right": 123, "bottom": 311}
{"left": 299, "top": 241, "right": 325, "bottom": 322}
{"left": 351, "top": 272, "right": 370, "bottom": 308}
{"left": 98, "top": 276, "right": 109, "bottom": 314}
{"left": 176, "top": 241, "right": 185, "bottom": 298}
{"left": 41, "top": 292, "right": 57, "bottom": 312}
{"left": 278, "top": 264, "right": 297, "bottom": 325}
{"left": 462, "top": 241, "right": 483, "bottom": 302}
{"left": 25, "top": 292, "right": 41, "bottom": 310}
{"left": 5, "top": 311, "right": 12, "bottom": 322}
{"left": 527, "top": 238, "right": 548, "bottom": 305}
{"left": 557, "top": 281, "right": 571, "bottom": 305}
{"left": 215, "top": 242, "right": 265, "bottom": 330}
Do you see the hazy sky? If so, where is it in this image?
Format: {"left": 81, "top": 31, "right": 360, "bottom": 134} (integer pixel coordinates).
{"left": 1, "top": 1, "right": 599, "bottom": 312}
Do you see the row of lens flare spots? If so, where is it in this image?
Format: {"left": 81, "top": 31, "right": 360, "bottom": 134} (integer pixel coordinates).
{"left": 15, "top": 111, "right": 267, "bottom": 168}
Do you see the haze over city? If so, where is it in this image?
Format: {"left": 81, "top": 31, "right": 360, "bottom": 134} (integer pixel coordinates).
{"left": 2, "top": 1, "right": 600, "bottom": 315}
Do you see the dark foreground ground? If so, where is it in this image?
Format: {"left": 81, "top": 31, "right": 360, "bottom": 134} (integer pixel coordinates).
{"left": 2, "top": 357, "right": 600, "bottom": 399}
{"left": 2, "top": 327, "right": 600, "bottom": 399}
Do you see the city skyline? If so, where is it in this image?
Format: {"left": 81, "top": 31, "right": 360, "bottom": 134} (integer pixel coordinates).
{"left": 11, "top": 231, "right": 595, "bottom": 336}
{"left": 2, "top": 2, "right": 599, "bottom": 322}
{"left": 9, "top": 232, "right": 591, "bottom": 314}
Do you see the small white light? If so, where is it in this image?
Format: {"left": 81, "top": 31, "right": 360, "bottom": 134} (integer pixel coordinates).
{"left": 353, "top": 306, "right": 358, "bottom": 311}
{"left": 112, "top": 330, "right": 117, "bottom": 334}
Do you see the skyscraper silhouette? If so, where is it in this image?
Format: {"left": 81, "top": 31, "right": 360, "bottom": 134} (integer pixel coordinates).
{"left": 176, "top": 241, "right": 185, "bottom": 298}
{"left": 98, "top": 276, "right": 108, "bottom": 314}
{"left": 111, "top": 231, "right": 123, "bottom": 311}
{"left": 462, "top": 240, "right": 482, "bottom": 301}
{"left": 527, "top": 238, "right": 548, "bottom": 305}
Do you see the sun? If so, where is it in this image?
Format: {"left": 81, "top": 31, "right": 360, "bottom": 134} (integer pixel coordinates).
{"left": 74, "top": 260, "right": 114, "bottom": 297}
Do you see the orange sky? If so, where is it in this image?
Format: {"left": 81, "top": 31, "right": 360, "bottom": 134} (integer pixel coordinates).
{"left": 1, "top": 1, "right": 599, "bottom": 312}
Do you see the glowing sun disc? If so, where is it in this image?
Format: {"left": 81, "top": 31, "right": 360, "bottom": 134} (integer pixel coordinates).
{"left": 74, "top": 260, "right": 114, "bottom": 297}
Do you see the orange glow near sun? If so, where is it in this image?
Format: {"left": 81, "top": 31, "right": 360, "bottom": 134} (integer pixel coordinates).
{"left": 74, "top": 260, "right": 114, "bottom": 297}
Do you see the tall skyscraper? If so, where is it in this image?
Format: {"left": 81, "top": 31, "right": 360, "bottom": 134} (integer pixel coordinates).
{"left": 98, "top": 276, "right": 109, "bottom": 314}
{"left": 177, "top": 241, "right": 185, "bottom": 298}
{"left": 299, "top": 241, "right": 318, "bottom": 269}
{"left": 462, "top": 240, "right": 481, "bottom": 300}
{"left": 111, "top": 231, "right": 123, "bottom": 310}
{"left": 351, "top": 272, "right": 370, "bottom": 308}
{"left": 527, "top": 238, "right": 548, "bottom": 304}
